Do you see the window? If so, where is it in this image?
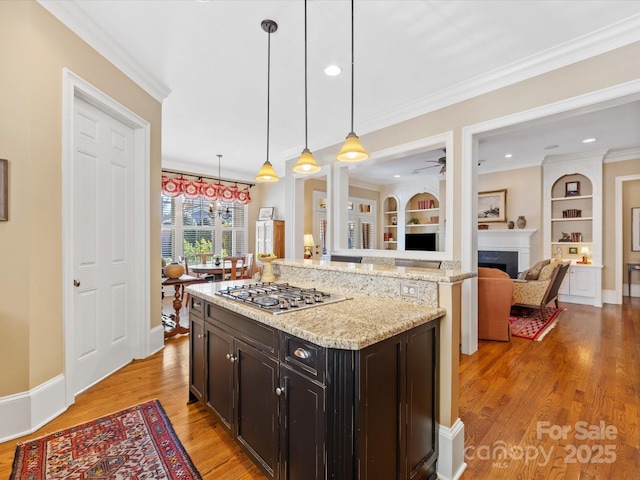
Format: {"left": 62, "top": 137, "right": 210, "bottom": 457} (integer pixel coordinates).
{"left": 161, "top": 193, "right": 248, "bottom": 262}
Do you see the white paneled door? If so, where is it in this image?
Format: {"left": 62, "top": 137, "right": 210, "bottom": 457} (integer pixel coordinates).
{"left": 71, "top": 96, "right": 135, "bottom": 396}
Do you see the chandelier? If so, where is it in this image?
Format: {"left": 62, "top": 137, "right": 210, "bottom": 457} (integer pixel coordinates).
{"left": 209, "top": 154, "right": 232, "bottom": 221}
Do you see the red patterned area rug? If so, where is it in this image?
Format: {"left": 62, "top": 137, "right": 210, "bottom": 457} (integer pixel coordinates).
{"left": 10, "top": 399, "right": 202, "bottom": 480}
{"left": 509, "top": 307, "right": 566, "bottom": 341}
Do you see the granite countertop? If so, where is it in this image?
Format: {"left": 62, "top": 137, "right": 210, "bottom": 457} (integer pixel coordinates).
{"left": 186, "top": 280, "right": 445, "bottom": 350}
{"left": 274, "top": 258, "right": 473, "bottom": 283}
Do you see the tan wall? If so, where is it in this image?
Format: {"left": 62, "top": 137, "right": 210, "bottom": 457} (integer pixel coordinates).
{"left": 604, "top": 158, "right": 640, "bottom": 290}
{"left": 0, "top": 1, "right": 162, "bottom": 397}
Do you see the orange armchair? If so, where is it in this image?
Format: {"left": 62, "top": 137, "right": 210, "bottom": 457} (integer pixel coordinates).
{"left": 478, "top": 267, "right": 514, "bottom": 341}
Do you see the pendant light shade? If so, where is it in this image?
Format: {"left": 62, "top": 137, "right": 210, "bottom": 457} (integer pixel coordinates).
{"left": 337, "top": 0, "right": 369, "bottom": 163}
{"left": 293, "top": 148, "right": 321, "bottom": 173}
{"left": 336, "top": 132, "right": 369, "bottom": 162}
{"left": 255, "top": 160, "right": 279, "bottom": 182}
{"left": 293, "top": 0, "right": 321, "bottom": 175}
{"left": 256, "top": 19, "right": 280, "bottom": 183}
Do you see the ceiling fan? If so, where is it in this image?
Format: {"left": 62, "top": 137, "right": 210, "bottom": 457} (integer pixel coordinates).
{"left": 412, "top": 149, "right": 447, "bottom": 175}
{"left": 411, "top": 149, "right": 486, "bottom": 175}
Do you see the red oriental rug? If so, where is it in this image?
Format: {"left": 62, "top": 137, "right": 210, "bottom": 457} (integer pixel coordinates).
{"left": 509, "top": 306, "right": 565, "bottom": 341}
{"left": 10, "top": 399, "right": 201, "bottom": 480}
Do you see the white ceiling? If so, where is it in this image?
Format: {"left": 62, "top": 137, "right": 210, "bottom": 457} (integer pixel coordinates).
{"left": 47, "top": 1, "right": 640, "bottom": 185}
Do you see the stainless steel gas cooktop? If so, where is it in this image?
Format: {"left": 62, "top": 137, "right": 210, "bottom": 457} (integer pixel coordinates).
{"left": 216, "top": 282, "right": 349, "bottom": 315}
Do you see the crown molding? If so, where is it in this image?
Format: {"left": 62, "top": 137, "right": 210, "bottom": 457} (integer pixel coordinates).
{"left": 605, "top": 147, "right": 640, "bottom": 163}
{"left": 37, "top": 0, "right": 171, "bottom": 103}
{"left": 284, "top": 13, "right": 640, "bottom": 159}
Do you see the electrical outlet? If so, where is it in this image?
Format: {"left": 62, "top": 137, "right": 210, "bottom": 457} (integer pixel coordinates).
{"left": 400, "top": 282, "right": 419, "bottom": 298}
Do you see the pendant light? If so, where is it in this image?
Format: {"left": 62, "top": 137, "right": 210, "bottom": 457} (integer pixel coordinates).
{"left": 336, "top": 0, "right": 369, "bottom": 162}
{"left": 293, "top": 0, "right": 321, "bottom": 174}
{"left": 209, "top": 154, "right": 232, "bottom": 221}
{"left": 256, "top": 19, "right": 280, "bottom": 182}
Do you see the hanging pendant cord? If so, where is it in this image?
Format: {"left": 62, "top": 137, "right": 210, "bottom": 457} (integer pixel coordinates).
{"left": 304, "top": 0, "right": 309, "bottom": 148}
{"left": 350, "top": 0, "right": 355, "bottom": 132}
{"left": 266, "top": 28, "right": 272, "bottom": 163}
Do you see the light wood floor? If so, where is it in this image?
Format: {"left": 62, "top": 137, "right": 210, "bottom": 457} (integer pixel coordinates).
{"left": 1, "top": 297, "right": 638, "bottom": 479}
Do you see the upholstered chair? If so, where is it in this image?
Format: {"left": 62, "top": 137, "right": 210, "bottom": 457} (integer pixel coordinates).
{"left": 477, "top": 267, "right": 514, "bottom": 341}
{"left": 512, "top": 260, "right": 570, "bottom": 321}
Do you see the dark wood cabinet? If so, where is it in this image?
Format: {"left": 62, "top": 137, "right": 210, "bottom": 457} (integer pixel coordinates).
{"left": 188, "top": 296, "right": 205, "bottom": 403}
{"left": 190, "top": 300, "right": 439, "bottom": 480}
{"left": 278, "top": 365, "right": 325, "bottom": 480}
{"left": 235, "top": 339, "right": 279, "bottom": 478}
{"left": 205, "top": 322, "right": 233, "bottom": 429}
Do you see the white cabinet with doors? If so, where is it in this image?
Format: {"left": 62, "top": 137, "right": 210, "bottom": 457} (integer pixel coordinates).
{"left": 256, "top": 220, "right": 285, "bottom": 259}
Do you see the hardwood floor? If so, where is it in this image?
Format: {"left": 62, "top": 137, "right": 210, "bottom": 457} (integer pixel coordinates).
{"left": 1, "top": 297, "right": 638, "bottom": 479}
{"left": 459, "top": 297, "right": 640, "bottom": 479}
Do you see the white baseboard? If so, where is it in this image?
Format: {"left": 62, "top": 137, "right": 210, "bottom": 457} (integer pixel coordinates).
{"left": 149, "top": 324, "right": 166, "bottom": 356}
{"left": 0, "top": 374, "right": 67, "bottom": 443}
{"left": 438, "top": 418, "right": 467, "bottom": 480}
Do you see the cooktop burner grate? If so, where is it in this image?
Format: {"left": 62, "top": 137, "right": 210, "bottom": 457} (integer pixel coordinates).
{"left": 215, "top": 282, "right": 348, "bottom": 314}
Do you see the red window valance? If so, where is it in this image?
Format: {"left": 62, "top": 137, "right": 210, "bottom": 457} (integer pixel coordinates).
{"left": 161, "top": 174, "right": 252, "bottom": 205}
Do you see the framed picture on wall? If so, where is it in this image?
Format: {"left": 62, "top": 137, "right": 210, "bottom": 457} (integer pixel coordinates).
{"left": 478, "top": 189, "right": 507, "bottom": 223}
{"left": 633, "top": 207, "right": 640, "bottom": 251}
{"left": 565, "top": 181, "right": 580, "bottom": 197}
{"left": 0, "top": 159, "right": 7, "bottom": 221}
{"left": 258, "top": 207, "right": 274, "bottom": 221}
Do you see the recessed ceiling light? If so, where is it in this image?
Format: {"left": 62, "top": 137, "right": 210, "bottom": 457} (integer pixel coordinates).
{"left": 394, "top": 174, "right": 400, "bottom": 178}
{"left": 582, "top": 138, "right": 596, "bottom": 143}
{"left": 324, "top": 65, "right": 341, "bottom": 76}
{"left": 544, "top": 144, "right": 559, "bottom": 150}
{"left": 505, "top": 154, "right": 513, "bottom": 158}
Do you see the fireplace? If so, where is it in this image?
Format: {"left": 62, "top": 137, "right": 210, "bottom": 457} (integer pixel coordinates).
{"left": 477, "top": 229, "right": 536, "bottom": 276}
{"left": 478, "top": 250, "right": 519, "bottom": 278}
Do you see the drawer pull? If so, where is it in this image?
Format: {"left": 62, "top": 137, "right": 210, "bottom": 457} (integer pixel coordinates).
{"left": 193, "top": 301, "right": 201, "bottom": 308}
{"left": 293, "top": 347, "right": 311, "bottom": 359}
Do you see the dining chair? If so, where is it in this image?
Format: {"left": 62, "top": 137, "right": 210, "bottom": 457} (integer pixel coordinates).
{"left": 241, "top": 253, "right": 254, "bottom": 279}
{"left": 221, "top": 256, "right": 245, "bottom": 281}
{"left": 194, "top": 253, "right": 215, "bottom": 264}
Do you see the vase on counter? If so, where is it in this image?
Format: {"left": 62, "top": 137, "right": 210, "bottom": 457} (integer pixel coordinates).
{"left": 507, "top": 220, "right": 515, "bottom": 229}
{"left": 516, "top": 215, "right": 527, "bottom": 229}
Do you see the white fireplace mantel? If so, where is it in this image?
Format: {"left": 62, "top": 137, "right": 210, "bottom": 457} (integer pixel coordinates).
{"left": 478, "top": 229, "right": 537, "bottom": 272}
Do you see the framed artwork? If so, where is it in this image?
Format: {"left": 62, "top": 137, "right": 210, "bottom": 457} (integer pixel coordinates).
{"left": 0, "top": 159, "right": 7, "bottom": 221}
{"left": 258, "top": 207, "right": 274, "bottom": 221}
{"left": 633, "top": 207, "right": 640, "bottom": 251}
{"left": 569, "top": 247, "right": 578, "bottom": 255}
{"left": 565, "top": 181, "right": 580, "bottom": 197}
{"left": 477, "top": 189, "right": 507, "bottom": 223}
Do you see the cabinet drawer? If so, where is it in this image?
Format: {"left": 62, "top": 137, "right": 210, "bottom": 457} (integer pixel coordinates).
{"left": 189, "top": 296, "right": 204, "bottom": 318}
{"left": 280, "top": 332, "right": 326, "bottom": 384}
{"left": 206, "top": 303, "right": 277, "bottom": 357}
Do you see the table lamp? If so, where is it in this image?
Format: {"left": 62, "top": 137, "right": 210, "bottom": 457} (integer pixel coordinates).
{"left": 579, "top": 246, "right": 591, "bottom": 264}
{"left": 304, "top": 234, "right": 315, "bottom": 259}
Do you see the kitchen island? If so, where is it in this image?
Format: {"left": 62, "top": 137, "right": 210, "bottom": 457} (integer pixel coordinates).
{"left": 187, "top": 277, "right": 445, "bottom": 480}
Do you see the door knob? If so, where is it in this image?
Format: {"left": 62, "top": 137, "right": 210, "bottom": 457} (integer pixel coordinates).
{"left": 275, "top": 387, "right": 285, "bottom": 396}
{"left": 73, "top": 279, "right": 81, "bottom": 287}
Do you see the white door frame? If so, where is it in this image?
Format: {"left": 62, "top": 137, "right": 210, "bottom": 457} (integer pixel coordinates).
{"left": 615, "top": 173, "right": 640, "bottom": 303}
{"left": 461, "top": 79, "right": 640, "bottom": 354}
{"left": 62, "top": 69, "right": 151, "bottom": 406}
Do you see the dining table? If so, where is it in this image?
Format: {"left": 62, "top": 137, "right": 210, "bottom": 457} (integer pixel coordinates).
{"left": 190, "top": 259, "right": 245, "bottom": 279}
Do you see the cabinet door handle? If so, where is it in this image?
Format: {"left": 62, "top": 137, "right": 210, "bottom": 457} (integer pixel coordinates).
{"left": 275, "top": 387, "right": 285, "bottom": 396}
{"left": 197, "top": 334, "right": 204, "bottom": 339}
{"left": 226, "top": 353, "right": 237, "bottom": 363}
{"left": 193, "top": 301, "right": 201, "bottom": 308}
{"left": 293, "top": 347, "right": 311, "bottom": 359}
